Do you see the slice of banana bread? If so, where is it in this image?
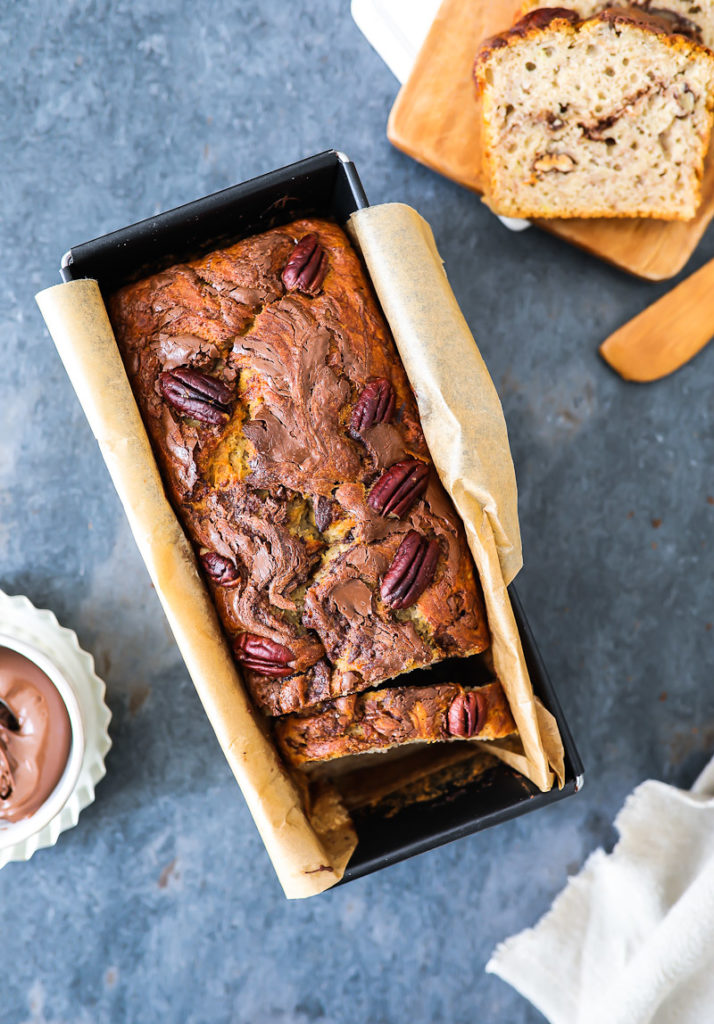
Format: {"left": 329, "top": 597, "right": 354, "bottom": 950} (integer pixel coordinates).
{"left": 274, "top": 680, "right": 516, "bottom": 766}
{"left": 518, "top": 0, "right": 714, "bottom": 51}
{"left": 474, "top": 7, "right": 714, "bottom": 219}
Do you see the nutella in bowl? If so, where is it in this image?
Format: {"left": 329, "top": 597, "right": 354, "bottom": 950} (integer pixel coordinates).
{"left": 0, "top": 634, "right": 85, "bottom": 849}
{"left": 0, "top": 646, "right": 73, "bottom": 824}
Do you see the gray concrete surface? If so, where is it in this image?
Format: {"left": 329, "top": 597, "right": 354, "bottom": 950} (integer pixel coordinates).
{"left": 1, "top": 2, "right": 712, "bottom": 1022}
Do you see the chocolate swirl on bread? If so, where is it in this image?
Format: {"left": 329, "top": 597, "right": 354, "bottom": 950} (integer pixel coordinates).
{"left": 109, "top": 219, "right": 490, "bottom": 717}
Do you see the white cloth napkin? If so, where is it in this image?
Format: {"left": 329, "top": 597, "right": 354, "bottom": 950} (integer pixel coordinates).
{"left": 351, "top": 0, "right": 441, "bottom": 83}
{"left": 350, "top": 0, "right": 531, "bottom": 232}
{"left": 487, "top": 756, "right": 714, "bottom": 1024}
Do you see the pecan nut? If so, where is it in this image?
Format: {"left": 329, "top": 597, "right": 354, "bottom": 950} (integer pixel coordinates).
{"left": 201, "top": 551, "right": 241, "bottom": 587}
{"left": 447, "top": 692, "right": 485, "bottom": 738}
{"left": 281, "top": 233, "right": 328, "bottom": 296}
{"left": 233, "top": 633, "right": 295, "bottom": 677}
{"left": 380, "top": 530, "right": 439, "bottom": 609}
{"left": 533, "top": 152, "right": 576, "bottom": 175}
{"left": 158, "top": 366, "right": 234, "bottom": 426}
{"left": 314, "top": 495, "right": 333, "bottom": 533}
{"left": 368, "top": 459, "right": 429, "bottom": 518}
{"left": 350, "top": 378, "right": 396, "bottom": 436}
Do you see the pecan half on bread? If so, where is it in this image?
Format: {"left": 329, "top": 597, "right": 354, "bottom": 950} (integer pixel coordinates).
{"left": 281, "top": 233, "right": 328, "bottom": 295}
{"left": 368, "top": 459, "right": 430, "bottom": 518}
{"left": 158, "top": 366, "right": 234, "bottom": 425}
{"left": 380, "top": 531, "right": 440, "bottom": 610}
{"left": 350, "top": 378, "right": 396, "bottom": 436}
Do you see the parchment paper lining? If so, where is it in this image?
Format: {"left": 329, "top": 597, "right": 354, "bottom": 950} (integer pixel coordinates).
{"left": 36, "top": 202, "right": 563, "bottom": 897}
{"left": 36, "top": 281, "right": 352, "bottom": 900}
{"left": 349, "top": 204, "right": 563, "bottom": 792}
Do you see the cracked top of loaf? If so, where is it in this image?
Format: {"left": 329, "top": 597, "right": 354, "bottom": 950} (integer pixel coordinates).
{"left": 109, "top": 218, "right": 490, "bottom": 715}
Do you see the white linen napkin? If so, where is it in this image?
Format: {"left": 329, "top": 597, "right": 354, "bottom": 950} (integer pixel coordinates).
{"left": 351, "top": 0, "right": 441, "bottom": 83}
{"left": 487, "top": 756, "right": 714, "bottom": 1024}
{"left": 350, "top": 0, "right": 530, "bottom": 232}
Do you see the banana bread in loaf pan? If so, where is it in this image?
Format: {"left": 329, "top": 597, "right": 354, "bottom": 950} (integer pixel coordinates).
{"left": 108, "top": 218, "right": 490, "bottom": 716}
{"left": 58, "top": 152, "right": 583, "bottom": 882}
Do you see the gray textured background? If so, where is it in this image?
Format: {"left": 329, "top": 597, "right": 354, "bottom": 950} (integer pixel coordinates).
{"left": 1, "top": 2, "right": 712, "bottom": 1022}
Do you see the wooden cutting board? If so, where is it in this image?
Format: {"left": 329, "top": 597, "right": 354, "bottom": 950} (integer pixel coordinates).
{"left": 387, "top": 0, "right": 714, "bottom": 280}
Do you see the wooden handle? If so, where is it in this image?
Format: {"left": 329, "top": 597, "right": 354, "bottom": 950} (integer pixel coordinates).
{"left": 600, "top": 257, "right": 714, "bottom": 381}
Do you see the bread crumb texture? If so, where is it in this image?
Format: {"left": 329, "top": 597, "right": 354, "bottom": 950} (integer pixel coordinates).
{"left": 475, "top": 12, "right": 714, "bottom": 219}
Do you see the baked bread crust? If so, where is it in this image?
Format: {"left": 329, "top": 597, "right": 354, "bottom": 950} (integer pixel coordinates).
{"left": 109, "top": 219, "right": 490, "bottom": 716}
{"left": 477, "top": 6, "right": 580, "bottom": 62}
{"left": 516, "top": 0, "right": 713, "bottom": 49}
{"left": 275, "top": 680, "right": 516, "bottom": 766}
{"left": 474, "top": 7, "right": 714, "bottom": 220}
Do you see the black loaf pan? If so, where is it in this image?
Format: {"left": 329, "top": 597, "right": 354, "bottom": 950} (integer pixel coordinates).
{"left": 60, "top": 150, "right": 584, "bottom": 884}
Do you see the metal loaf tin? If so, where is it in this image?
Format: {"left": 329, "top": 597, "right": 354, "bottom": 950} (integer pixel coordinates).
{"left": 60, "top": 150, "right": 583, "bottom": 884}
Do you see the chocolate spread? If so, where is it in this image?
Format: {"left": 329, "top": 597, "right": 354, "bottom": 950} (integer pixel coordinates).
{"left": 0, "top": 647, "right": 72, "bottom": 824}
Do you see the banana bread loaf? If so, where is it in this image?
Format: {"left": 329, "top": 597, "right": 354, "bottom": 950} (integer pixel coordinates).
{"left": 275, "top": 680, "right": 516, "bottom": 766}
{"left": 474, "top": 7, "right": 714, "bottom": 220}
{"left": 109, "top": 219, "right": 490, "bottom": 717}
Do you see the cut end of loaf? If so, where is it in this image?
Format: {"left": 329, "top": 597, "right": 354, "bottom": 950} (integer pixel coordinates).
{"left": 475, "top": 10, "right": 714, "bottom": 220}
{"left": 275, "top": 681, "right": 516, "bottom": 766}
